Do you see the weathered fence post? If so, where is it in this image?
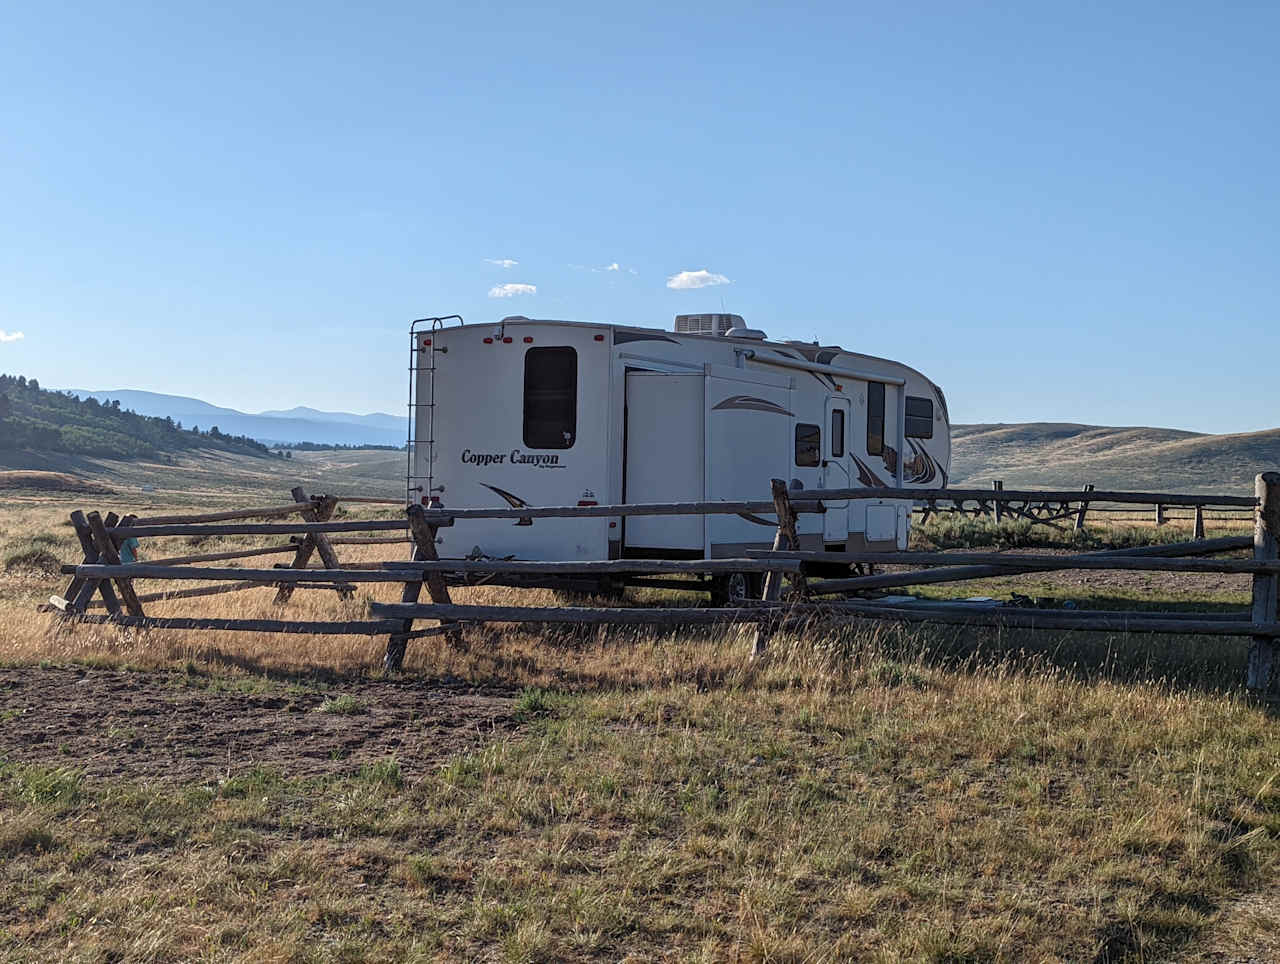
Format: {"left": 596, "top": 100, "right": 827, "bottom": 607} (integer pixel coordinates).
{"left": 385, "top": 503, "right": 458, "bottom": 672}
{"left": 1194, "top": 505, "right": 1206, "bottom": 541}
{"left": 1248, "top": 472, "right": 1280, "bottom": 693}
{"left": 275, "top": 487, "right": 353, "bottom": 603}
{"left": 56, "top": 510, "right": 120, "bottom": 615}
{"left": 752, "top": 479, "right": 798, "bottom": 658}
{"left": 1073, "top": 484, "right": 1094, "bottom": 533}
{"left": 992, "top": 481, "right": 1003, "bottom": 524}
{"left": 86, "top": 511, "right": 145, "bottom": 617}
{"left": 1154, "top": 503, "right": 1165, "bottom": 527}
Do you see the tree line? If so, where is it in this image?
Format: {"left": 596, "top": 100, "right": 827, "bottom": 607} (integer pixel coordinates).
{"left": 0, "top": 374, "right": 280, "bottom": 459}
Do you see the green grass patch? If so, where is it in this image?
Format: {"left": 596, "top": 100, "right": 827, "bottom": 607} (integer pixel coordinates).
{"left": 1, "top": 763, "right": 83, "bottom": 808}
{"left": 358, "top": 758, "right": 403, "bottom": 790}
{"left": 318, "top": 693, "right": 365, "bottom": 715}
{"left": 511, "top": 686, "right": 571, "bottom": 722}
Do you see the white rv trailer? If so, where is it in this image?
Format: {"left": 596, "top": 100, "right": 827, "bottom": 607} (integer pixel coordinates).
{"left": 409, "top": 314, "right": 950, "bottom": 588}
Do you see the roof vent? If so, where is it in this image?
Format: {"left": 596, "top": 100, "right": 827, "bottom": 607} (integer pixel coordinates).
{"left": 674, "top": 313, "right": 743, "bottom": 335}
{"left": 725, "top": 327, "right": 767, "bottom": 340}
{"left": 501, "top": 315, "right": 530, "bottom": 323}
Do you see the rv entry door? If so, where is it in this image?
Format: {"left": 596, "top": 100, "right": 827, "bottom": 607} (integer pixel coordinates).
{"left": 822, "top": 396, "right": 852, "bottom": 544}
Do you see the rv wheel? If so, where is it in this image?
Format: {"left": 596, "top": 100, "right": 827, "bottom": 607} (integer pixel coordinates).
{"left": 710, "top": 572, "right": 763, "bottom": 607}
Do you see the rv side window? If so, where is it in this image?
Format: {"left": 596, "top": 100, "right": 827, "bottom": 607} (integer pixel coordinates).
{"left": 905, "top": 395, "right": 934, "bottom": 438}
{"left": 523, "top": 347, "right": 577, "bottom": 449}
{"left": 831, "top": 409, "right": 845, "bottom": 458}
{"left": 866, "top": 382, "right": 885, "bottom": 456}
{"left": 795, "top": 423, "right": 820, "bottom": 467}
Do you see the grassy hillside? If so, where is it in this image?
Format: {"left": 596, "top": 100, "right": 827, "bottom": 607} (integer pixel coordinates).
{"left": 951, "top": 422, "right": 1280, "bottom": 494}
{"left": 0, "top": 374, "right": 277, "bottom": 461}
{"left": 0, "top": 447, "right": 404, "bottom": 505}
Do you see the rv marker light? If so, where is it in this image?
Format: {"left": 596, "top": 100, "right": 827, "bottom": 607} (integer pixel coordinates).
{"left": 502, "top": 336, "right": 513, "bottom": 343}
{"left": 483, "top": 337, "right": 493, "bottom": 344}
{"left": 577, "top": 500, "right": 598, "bottom": 506}
{"left": 523, "top": 336, "right": 533, "bottom": 343}
{"left": 423, "top": 338, "right": 431, "bottom": 346}
{"left": 594, "top": 334, "right": 604, "bottom": 341}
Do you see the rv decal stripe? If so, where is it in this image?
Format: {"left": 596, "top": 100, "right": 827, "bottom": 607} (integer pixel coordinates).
{"left": 711, "top": 395, "right": 794, "bottom": 416}
{"left": 480, "top": 483, "right": 534, "bottom": 526}
{"left": 851, "top": 455, "right": 889, "bottom": 488}
{"left": 904, "top": 439, "right": 939, "bottom": 485}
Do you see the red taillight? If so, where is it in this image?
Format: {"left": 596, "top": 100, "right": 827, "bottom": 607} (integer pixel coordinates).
{"left": 483, "top": 337, "right": 493, "bottom": 344}
{"left": 608, "top": 521, "right": 617, "bottom": 528}
{"left": 423, "top": 338, "right": 431, "bottom": 346}
{"left": 577, "top": 500, "right": 598, "bottom": 506}
{"left": 523, "top": 336, "right": 533, "bottom": 343}
{"left": 502, "top": 336, "right": 513, "bottom": 344}
{"left": 593, "top": 334, "right": 605, "bottom": 341}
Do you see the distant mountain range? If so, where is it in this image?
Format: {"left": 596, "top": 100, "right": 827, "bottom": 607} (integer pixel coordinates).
{"left": 61, "top": 389, "right": 404, "bottom": 447}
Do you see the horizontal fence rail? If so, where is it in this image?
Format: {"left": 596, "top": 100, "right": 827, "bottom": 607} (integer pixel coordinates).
{"left": 42, "top": 475, "right": 1280, "bottom": 693}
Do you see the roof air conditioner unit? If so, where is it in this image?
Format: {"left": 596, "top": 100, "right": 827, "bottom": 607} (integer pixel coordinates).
{"left": 673, "top": 313, "right": 744, "bottom": 335}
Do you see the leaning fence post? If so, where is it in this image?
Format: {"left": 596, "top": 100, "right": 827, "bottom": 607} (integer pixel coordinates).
{"left": 1248, "top": 472, "right": 1280, "bottom": 693}
{"left": 752, "top": 479, "right": 798, "bottom": 658}
{"left": 58, "top": 510, "right": 121, "bottom": 615}
{"left": 276, "top": 487, "right": 353, "bottom": 603}
{"left": 1073, "top": 484, "right": 1094, "bottom": 533}
{"left": 86, "top": 511, "right": 145, "bottom": 618}
{"left": 385, "top": 503, "right": 458, "bottom": 672}
{"left": 992, "top": 481, "right": 1003, "bottom": 524}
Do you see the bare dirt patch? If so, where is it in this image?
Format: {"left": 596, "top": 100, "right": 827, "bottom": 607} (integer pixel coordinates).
{"left": 0, "top": 667, "right": 515, "bottom": 783}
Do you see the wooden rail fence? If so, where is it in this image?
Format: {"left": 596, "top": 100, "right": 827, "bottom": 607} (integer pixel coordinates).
{"left": 43, "top": 476, "right": 1279, "bottom": 694}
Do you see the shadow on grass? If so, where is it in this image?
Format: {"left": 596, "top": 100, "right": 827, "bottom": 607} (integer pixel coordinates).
{"left": 409, "top": 613, "right": 1279, "bottom": 714}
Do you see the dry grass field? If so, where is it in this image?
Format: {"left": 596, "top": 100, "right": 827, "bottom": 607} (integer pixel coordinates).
{"left": 0, "top": 471, "right": 1277, "bottom": 961}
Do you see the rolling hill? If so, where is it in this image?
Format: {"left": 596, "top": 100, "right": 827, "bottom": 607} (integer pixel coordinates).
{"left": 950, "top": 423, "right": 1280, "bottom": 494}
{"left": 62, "top": 389, "right": 403, "bottom": 447}
{"left": 0, "top": 375, "right": 276, "bottom": 462}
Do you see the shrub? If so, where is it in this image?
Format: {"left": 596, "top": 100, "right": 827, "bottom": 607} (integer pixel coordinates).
{"left": 3, "top": 546, "right": 62, "bottom": 574}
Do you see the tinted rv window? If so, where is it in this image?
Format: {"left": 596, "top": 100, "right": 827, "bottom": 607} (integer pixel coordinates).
{"left": 831, "top": 409, "right": 845, "bottom": 457}
{"left": 905, "top": 395, "right": 934, "bottom": 438}
{"left": 795, "top": 423, "right": 820, "bottom": 467}
{"left": 866, "top": 382, "right": 885, "bottom": 456}
{"left": 523, "top": 347, "right": 577, "bottom": 449}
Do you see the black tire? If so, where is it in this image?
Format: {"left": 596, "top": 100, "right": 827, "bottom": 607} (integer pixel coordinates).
{"left": 710, "top": 572, "right": 764, "bottom": 607}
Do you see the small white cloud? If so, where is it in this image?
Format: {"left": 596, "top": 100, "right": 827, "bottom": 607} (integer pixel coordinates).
{"left": 488, "top": 283, "right": 536, "bottom": 298}
{"left": 0, "top": 330, "right": 24, "bottom": 343}
{"left": 604, "top": 262, "right": 620, "bottom": 272}
{"left": 485, "top": 258, "right": 519, "bottom": 268}
{"left": 666, "top": 269, "right": 731, "bottom": 290}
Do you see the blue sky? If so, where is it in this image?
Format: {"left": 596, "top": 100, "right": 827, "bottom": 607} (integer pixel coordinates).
{"left": 1, "top": 1, "right": 1276, "bottom": 432}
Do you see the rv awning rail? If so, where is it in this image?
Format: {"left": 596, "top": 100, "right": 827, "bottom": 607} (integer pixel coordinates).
{"left": 739, "top": 349, "right": 908, "bottom": 386}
